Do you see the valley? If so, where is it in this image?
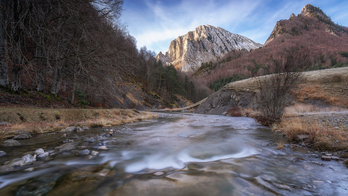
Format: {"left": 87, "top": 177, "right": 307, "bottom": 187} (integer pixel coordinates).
{"left": 1, "top": 2, "right": 348, "bottom": 195}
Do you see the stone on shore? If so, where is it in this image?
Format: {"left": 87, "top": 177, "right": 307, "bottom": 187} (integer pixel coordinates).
{"left": 60, "top": 127, "right": 76, "bottom": 132}
{"left": 13, "top": 132, "right": 32, "bottom": 140}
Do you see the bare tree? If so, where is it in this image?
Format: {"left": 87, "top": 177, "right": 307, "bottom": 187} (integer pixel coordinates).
{"left": 256, "top": 46, "right": 310, "bottom": 125}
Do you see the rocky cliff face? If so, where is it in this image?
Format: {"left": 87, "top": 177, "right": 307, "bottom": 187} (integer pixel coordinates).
{"left": 156, "top": 25, "right": 263, "bottom": 72}
{"left": 300, "top": 4, "right": 331, "bottom": 22}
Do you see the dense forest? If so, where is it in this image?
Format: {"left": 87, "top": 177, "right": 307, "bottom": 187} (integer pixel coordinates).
{"left": 0, "top": 0, "right": 210, "bottom": 108}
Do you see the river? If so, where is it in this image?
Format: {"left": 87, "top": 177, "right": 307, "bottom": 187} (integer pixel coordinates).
{"left": 0, "top": 113, "right": 347, "bottom": 195}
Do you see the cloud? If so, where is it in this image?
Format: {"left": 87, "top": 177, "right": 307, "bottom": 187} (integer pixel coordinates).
{"left": 121, "top": 0, "right": 348, "bottom": 53}
{"left": 124, "top": 0, "right": 263, "bottom": 53}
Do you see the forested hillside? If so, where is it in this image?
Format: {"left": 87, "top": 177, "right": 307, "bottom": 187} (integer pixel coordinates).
{"left": 0, "top": 0, "right": 208, "bottom": 108}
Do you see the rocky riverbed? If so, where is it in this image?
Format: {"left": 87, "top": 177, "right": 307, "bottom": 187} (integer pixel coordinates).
{"left": 0, "top": 113, "right": 348, "bottom": 195}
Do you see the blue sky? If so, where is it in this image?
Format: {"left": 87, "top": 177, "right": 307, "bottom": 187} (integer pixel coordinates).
{"left": 120, "top": 0, "right": 348, "bottom": 54}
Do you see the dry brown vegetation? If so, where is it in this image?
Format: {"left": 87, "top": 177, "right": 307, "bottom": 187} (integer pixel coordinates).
{"left": 0, "top": 108, "right": 156, "bottom": 139}
{"left": 193, "top": 11, "right": 348, "bottom": 90}
{"left": 285, "top": 103, "right": 347, "bottom": 114}
{"left": 273, "top": 118, "right": 348, "bottom": 151}
{"left": 292, "top": 68, "right": 348, "bottom": 107}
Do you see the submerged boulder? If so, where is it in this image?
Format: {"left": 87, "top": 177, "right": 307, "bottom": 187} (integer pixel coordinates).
{"left": 2, "top": 139, "right": 21, "bottom": 147}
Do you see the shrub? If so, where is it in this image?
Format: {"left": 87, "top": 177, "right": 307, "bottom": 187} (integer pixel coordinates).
{"left": 227, "top": 107, "right": 242, "bottom": 116}
{"left": 256, "top": 46, "right": 309, "bottom": 125}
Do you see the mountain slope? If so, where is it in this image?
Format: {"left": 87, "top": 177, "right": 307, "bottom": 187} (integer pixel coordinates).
{"left": 192, "top": 4, "right": 348, "bottom": 89}
{"left": 156, "top": 25, "right": 262, "bottom": 72}
{"left": 265, "top": 4, "right": 348, "bottom": 46}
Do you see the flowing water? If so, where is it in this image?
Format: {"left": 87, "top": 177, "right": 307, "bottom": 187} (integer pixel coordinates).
{"left": 0, "top": 113, "right": 348, "bottom": 195}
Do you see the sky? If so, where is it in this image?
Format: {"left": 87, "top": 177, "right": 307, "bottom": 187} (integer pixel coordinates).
{"left": 120, "top": 0, "right": 348, "bottom": 54}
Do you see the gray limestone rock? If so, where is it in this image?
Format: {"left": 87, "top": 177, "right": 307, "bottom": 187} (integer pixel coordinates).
{"left": 156, "top": 25, "right": 262, "bottom": 72}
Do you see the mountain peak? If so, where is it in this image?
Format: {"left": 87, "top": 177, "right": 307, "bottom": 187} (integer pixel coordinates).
{"left": 300, "top": 4, "right": 331, "bottom": 23}
{"left": 156, "top": 25, "right": 262, "bottom": 72}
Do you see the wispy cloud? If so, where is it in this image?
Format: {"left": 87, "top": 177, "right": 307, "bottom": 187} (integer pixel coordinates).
{"left": 123, "top": 0, "right": 263, "bottom": 53}
{"left": 121, "top": 0, "right": 348, "bottom": 53}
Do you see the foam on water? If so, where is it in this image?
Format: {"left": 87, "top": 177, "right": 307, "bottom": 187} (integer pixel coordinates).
{"left": 125, "top": 147, "right": 259, "bottom": 173}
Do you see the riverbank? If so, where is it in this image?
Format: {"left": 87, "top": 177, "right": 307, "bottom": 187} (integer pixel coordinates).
{"left": 0, "top": 107, "right": 157, "bottom": 139}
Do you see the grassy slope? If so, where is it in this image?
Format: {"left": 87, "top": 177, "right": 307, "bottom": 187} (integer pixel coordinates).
{"left": 222, "top": 67, "right": 348, "bottom": 107}
{"left": 0, "top": 108, "right": 156, "bottom": 139}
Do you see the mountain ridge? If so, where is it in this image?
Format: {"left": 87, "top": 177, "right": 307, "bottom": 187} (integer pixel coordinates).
{"left": 156, "top": 25, "right": 262, "bottom": 72}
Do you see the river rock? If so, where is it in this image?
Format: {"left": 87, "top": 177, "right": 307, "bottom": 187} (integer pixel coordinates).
{"left": 91, "top": 151, "right": 99, "bottom": 156}
{"left": 97, "top": 168, "right": 110, "bottom": 176}
{"left": 97, "top": 146, "right": 108, "bottom": 150}
{"left": 321, "top": 155, "right": 331, "bottom": 161}
{"left": 59, "top": 143, "right": 76, "bottom": 152}
{"left": 82, "top": 126, "right": 89, "bottom": 130}
{"left": 79, "top": 149, "right": 90, "bottom": 155}
{"left": 35, "top": 148, "right": 45, "bottom": 155}
{"left": 38, "top": 152, "right": 49, "bottom": 158}
{"left": 76, "top": 127, "right": 84, "bottom": 132}
{"left": 60, "top": 127, "right": 76, "bottom": 132}
{"left": 2, "top": 139, "right": 21, "bottom": 147}
{"left": 13, "top": 132, "right": 32, "bottom": 140}
{"left": 9, "top": 154, "right": 36, "bottom": 167}
{"left": 0, "top": 151, "right": 6, "bottom": 156}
